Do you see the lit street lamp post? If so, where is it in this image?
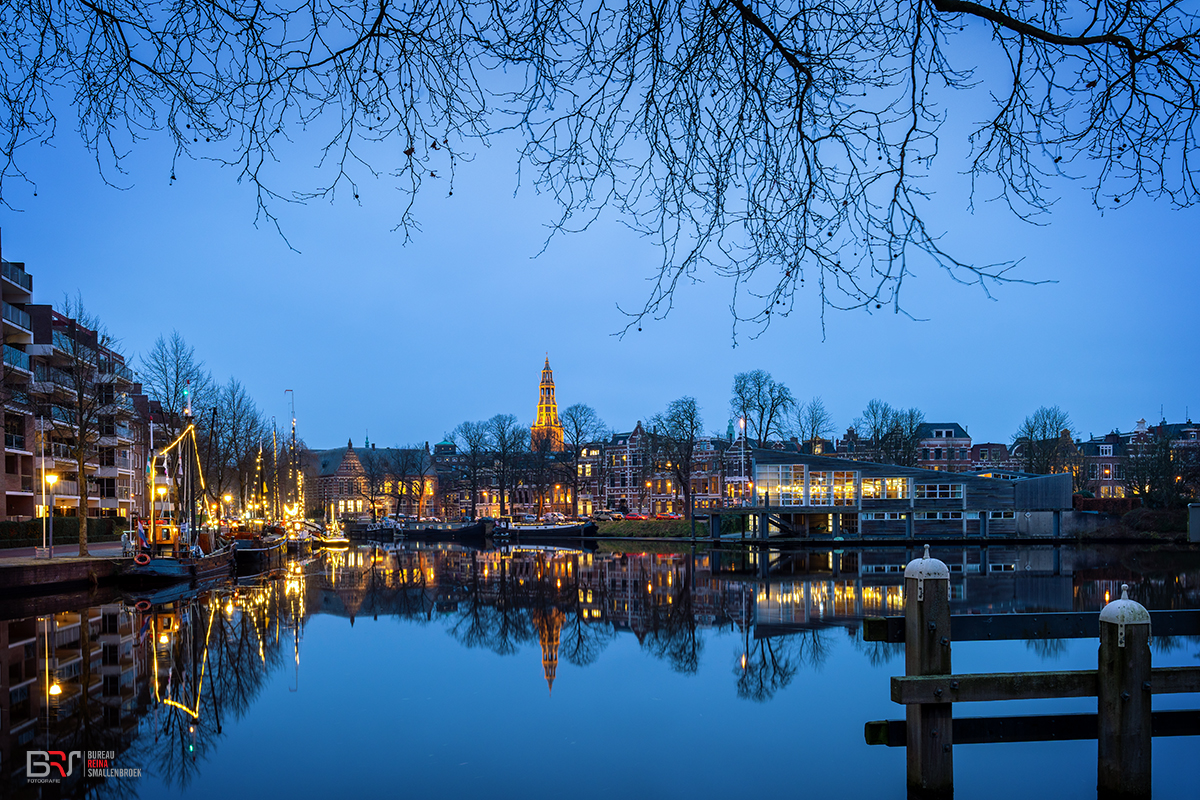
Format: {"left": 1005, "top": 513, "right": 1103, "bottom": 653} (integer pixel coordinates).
{"left": 44, "top": 474, "right": 57, "bottom": 557}
{"left": 156, "top": 485, "right": 167, "bottom": 553}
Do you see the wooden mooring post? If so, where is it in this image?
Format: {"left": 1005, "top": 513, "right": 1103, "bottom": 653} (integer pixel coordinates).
{"left": 870, "top": 553, "right": 1199, "bottom": 799}
{"left": 904, "top": 544, "right": 952, "bottom": 797}
{"left": 1097, "top": 586, "right": 1151, "bottom": 799}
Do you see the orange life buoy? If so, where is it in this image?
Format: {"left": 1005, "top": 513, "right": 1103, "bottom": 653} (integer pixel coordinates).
{"left": 135, "top": 600, "right": 151, "bottom": 611}
{"left": 134, "top": 553, "right": 151, "bottom": 566}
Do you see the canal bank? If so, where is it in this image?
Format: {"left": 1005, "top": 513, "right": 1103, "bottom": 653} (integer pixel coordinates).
{"left": 0, "top": 553, "right": 130, "bottom": 596}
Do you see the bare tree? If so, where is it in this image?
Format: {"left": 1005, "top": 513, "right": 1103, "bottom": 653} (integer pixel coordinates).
{"left": 139, "top": 331, "right": 213, "bottom": 440}
{"left": 649, "top": 397, "right": 704, "bottom": 519}
{"left": 6, "top": 2, "right": 1197, "bottom": 333}
{"left": 488, "top": 413, "right": 527, "bottom": 517}
{"left": 387, "top": 445, "right": 434, "bottom": 518}
{"left": 730, "top": 370, "right": 794, "bottom": 444}
{"left": 879, "top": 407, "right": 926, "bottom": 467}
{"left": 451, "top": 420, "right": 490, "bottom": 519}
{"left": 855, "top": 399, "right": 895, "bottom": 455}
{"left": 213, "top": 378, "right": 264, "bottom": 512}
{"left": 1013, "top": 406, "right": 1075, "bottom": 475}
{"left": 356, "top": 447, "right": 389, "bottom": 521}
{"left": 559, "top": 403, "right": 606, "bottom": 518}
{"left": 1124, "top": 430, "right": 1197, "bottom": 509}
{"left": 794, "top": 397, "right": 834, "bottom": 451}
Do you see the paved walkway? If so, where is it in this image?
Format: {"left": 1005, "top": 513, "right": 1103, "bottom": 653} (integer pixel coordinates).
{"left": 0, "top": 541, "right": 125, "bottom": 560}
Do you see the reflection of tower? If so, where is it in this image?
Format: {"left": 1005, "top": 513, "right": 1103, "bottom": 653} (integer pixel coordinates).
{"left": 532, "top": 607, "right": 564, "bottom": 695}
{"left": 531, "top": 356, "right": 565, "bottom": 451}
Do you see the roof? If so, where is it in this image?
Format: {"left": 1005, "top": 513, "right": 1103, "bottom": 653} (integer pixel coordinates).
{"left": 917, "top": 423, "right": 970, "bottom": 439}
{"left": 750, "top": 448, "right": 1016, "bottom": 486}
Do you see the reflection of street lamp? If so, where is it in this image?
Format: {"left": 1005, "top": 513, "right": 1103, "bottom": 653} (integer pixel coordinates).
{"left": 645, "top": 481, "right": 652, "bottom": 515}
{"left": 222, "top": 493, "right": 232, "bottom": 520}
{"left": 44, "top": 474, "right": 58, "bottom": 557}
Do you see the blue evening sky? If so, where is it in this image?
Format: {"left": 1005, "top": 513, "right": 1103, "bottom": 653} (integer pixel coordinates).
{"left": 1, "top": 83, "right": 1195, "bottom": 449}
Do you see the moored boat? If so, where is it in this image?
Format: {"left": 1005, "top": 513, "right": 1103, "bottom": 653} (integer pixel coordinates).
{"left": 392, "top": 519, "right": 493, "bottom": 546}
{"left": 493, "top": 518, "right": 599, "bottom": 538}
{"left": 229, "top": 521, "right": 287, "bottom": 574}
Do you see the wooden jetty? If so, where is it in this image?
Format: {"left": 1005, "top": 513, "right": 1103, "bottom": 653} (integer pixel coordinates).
{"left": 864, "top": 545, "right": 1200, "bottom": 798}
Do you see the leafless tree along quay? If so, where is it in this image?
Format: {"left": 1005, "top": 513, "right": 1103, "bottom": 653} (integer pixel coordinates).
{"left": 3, "top": 1, "right": 1197, "bottom": 331}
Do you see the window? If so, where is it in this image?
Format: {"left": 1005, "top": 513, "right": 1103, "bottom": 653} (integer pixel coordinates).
{"left": 755, "top": 464, "right": 805, "bottom": 506}
{"left": 934, "top": 430, "right": 944, "bottom": 438}
{"left": 862, "top": 477, "right": 909, "bottom": 500}
{"left": 979, "top": 448, "right": 989, "bottom": 461}
{"left": 1089, "top": 463, "right": 1098, "bottom": 478}
{"left": 914, "top": 511, "right": 962, "bottom": 520}
{"left": 959, "top": 449, "right": 969, "bottom": 460}
{"left": 921, "top": 449, "right": 930, "bottom": 460}
{"left": 989, "top": 510, "right": 1016, "bottom": 519}
{"left": 1101, "top": 463, "right": 1112, "bottom": 480}
{"left": 934, "top": 448, "right": 943, "bottom": 460}
{"left": 1113, "top": 464, "right": 1124, "bottom": 480}
{"left": 1100, "top": 445, "right": 1113, "bottom": 457}
{"left": 915, "top": 484, "right": 963, "bottom": 500}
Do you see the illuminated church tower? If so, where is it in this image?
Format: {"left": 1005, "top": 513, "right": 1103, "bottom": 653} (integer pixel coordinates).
{"left": 531, "top": 356, "right": 565, "bottom": 451}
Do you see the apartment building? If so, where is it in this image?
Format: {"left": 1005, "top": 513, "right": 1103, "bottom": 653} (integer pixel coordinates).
{"left": 1, "top": 240, "right": 145, "bottom": 522}
{"left": 1, "top": 256, "right": 35, "bottom": 519}
{"left": 27, "top": 306, "right": 140, "bottom": 520}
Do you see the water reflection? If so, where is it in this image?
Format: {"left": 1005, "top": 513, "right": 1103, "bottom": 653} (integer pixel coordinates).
{"left": 1, "top": 542, "right": 1197, "bottom": 796}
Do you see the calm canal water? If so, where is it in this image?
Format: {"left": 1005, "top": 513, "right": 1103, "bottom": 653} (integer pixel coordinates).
{"left": 3, "top": 542, "right": 1197, "bottom": 799}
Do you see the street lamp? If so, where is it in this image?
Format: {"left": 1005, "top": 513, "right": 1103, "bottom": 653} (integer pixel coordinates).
{"left": 156, "top": 485, "right": 167, "bottom": 548}
{"left": 223, "top": 493, "right": 232, "bottom": 521}
{"left": 44, "top": 474, "right": 57, "bottom": 557}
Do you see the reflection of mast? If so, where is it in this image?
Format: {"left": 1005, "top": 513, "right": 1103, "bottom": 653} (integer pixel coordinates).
{"left": 532, "top": 607, "right": 564, "bottom": 695}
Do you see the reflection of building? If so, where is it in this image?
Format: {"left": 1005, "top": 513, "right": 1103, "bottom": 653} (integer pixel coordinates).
{"left": 0, "top": 603, "right": 144, "bottom": 790}
{"left": 532, "top": 608, "right": 563, "bottom": 694}
{"left": 530, "top": 356, "right": 564, "bottom": 452}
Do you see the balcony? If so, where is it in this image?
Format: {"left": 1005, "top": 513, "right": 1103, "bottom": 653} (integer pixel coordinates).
{"left": 1, "top": 261, "right": 32, "bottom": 293}
{"left": 3, "top": 345, "right": 30, "bottom": 374}
{"left": 2, "top": 302, "right": 30, "bottom": 331}
{"left": 98, "top": 362, "right": 135, "bottom": 383}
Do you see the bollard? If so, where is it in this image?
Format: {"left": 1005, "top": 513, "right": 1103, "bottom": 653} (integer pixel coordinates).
{"left": 904, "top": 544, "right": 953, "bottom": 798}
{"left": 1097, "top": 584, "right": 1152, "bottom": 799}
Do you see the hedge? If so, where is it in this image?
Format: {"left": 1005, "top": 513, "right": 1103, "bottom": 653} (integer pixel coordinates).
{"left": 0, "top": 517, "right": 127, "bottom": 549}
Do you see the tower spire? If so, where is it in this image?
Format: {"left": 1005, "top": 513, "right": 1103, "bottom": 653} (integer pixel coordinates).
{"left": 531, "top": 355, "right": 564, "bottom": 451}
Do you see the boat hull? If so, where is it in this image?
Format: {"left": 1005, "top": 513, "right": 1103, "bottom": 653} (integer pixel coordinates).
{"left": 494, "top": 521, "right": 599, "bottom": 538}
{"left": 123, "top": 548, "right": 235, "bottom": 585}
{"left": 233, "top": 536, "right": 287, "bottom": 575}
{"left": 393, "top": 520, "right": 491, "bottom": 545}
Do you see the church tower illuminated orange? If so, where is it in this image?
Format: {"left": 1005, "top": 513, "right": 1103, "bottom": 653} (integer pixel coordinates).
{"left": 531, "top": 355, "right": 565, "bottom": 451}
